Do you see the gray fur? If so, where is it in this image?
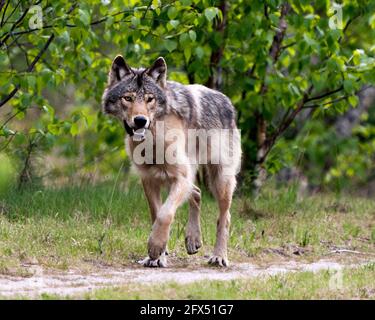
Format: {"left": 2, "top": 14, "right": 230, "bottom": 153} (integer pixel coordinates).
{"left": 102, "top": 72, "right": 237, "bottom": 132}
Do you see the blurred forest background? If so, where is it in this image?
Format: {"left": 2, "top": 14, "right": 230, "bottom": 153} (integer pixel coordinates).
{"left": 1, "top": 0, "right": 375, "bottom": 195}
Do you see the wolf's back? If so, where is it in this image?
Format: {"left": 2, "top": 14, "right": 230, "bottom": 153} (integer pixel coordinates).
{"left": 166, "top": 81, "right": 237, "bottom": 130}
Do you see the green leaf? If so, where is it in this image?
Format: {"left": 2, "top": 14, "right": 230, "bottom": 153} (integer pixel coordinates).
{"left": 348, "top": 95, "right": 359, "bottom": 108}
{"left": 70, "top": 122, "right": 79, "bottom": 136}
{"left": 26, "top": 75, "right": 36, "bottom": 89}
{"left": 151, "top": 0, "right": 160, "bottom": 9}
{"left": 47, "top": 123, "right": 60, "bottom": 135}
{"left": 169, "top": 20, "right": 179, "bottom": 29}
{"left": 204, "top": 7, "right": 218, "bottom": 22}
{"left": 179, "top": 33, "right": 190, "bottom": 46}
{"left": 167, "top": 19, "right": 180, "bottom": 31}
{"left": 167, "top": 6, "right": 178, "bottom": 20}
{"left": 60, "top": 30, "right": 70, "bottom": 44}
{"left": 131, "top": 16, "right": 140, "bottom": 27}
{"left": 180, "top": 0, "right": 192, "bottom": 6}
{"left": 188, "top": 30, "right": 197, "bottom": 42}
{"left": 343, "top": 79, "right": 355, "bottom": 94}
{"left": 369, "top": 14, "right": 375, "bottom": 29}
{"left": 78, "top": 9, "right": 91, "bottom": 26}
{"left": 164, "top": 40, "right": 177, "bottom": 52}
{"left": 184, "top": 47, "right": 191, "bottom": 62}
{"left": 195, "top": 46, "right": 205, "bottom": 59}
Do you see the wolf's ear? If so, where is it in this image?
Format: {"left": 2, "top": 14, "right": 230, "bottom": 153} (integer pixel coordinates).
{"left": 147, "top": 57, "right": 167, "bottom": 87}
{"left": 108, "top": 55, "right": 132, "bottom": 85}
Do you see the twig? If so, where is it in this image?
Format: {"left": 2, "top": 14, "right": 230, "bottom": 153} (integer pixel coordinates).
{"left": 304, "top": 85, "right": 344, "bottom": 103}
{"left": 18, "top": 137, "right": 36, "bottom": 188}
{"left": 281, "top": 41, "right": 297, "bottom": 50}
{"left": 303, "top": 86, "right": 371, "bottom": 109}
{"left": 328, "top": 249, "right": 375, "bottom": 256}
{"left": 0, "top": 33, "right": 54, "bottom": 108}
{"left": 0, "top": 109, "right": 25, "bottom": 130}
{"left": 0, "top": 0, "right": 9, "bottom": 26}
{"left": 268, "top": 3, "right": 291, "bottom": 62}
{"left": 303, "top": 95, "right": 349, "bottom": 109}
{"left": 205, "top": 0, "right": 228, "bottom": 89}
{"left": 0, "top": 131, "right": 16, "bottom": 152}
{"left": 2, "top": 0, "right": 19, "bottom": 27}
{"left": 0, "top": 2, "right": 30, "bottom": 47}
{"left": 143, "top": 0, "right": 153, "bottom": 19}
{"left": 257, "top": 85, "right": 313, "bottom": 164}
{"left": 0, "top": 0, "right": 6, "bottom": 16}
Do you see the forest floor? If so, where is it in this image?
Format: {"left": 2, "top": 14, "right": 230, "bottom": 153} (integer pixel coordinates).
{"left": 0, "top": 180, "right": 374, "bottom": 299}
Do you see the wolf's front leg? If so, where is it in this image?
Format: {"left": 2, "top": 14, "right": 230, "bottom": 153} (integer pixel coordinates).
{"left": 141, "top": 178, "right": 162, "bottom": 224}
{"left": 145, "top": 175, "right": 192, "bottom": 267}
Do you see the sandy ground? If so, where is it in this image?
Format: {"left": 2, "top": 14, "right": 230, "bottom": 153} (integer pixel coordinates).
{"left": 0, "top": 258, "right": 373, "bottom": 298}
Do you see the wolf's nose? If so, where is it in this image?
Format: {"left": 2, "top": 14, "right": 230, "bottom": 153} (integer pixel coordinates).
{"left": 133, "top": 116, "right": 148, "bottom": 129}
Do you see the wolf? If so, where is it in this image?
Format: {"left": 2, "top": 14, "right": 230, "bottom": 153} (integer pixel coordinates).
{"left": 102, "top": 56, "right": 241, "bottom": 267}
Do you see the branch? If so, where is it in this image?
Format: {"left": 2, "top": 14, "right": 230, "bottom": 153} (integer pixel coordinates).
{"left": 258, "top": 84, "right": 367, "bottom": 162}
{"left": 0, "top": 131, "right": 16, "bottom": 152}
{"left": 27, "top": 33, "right": 54, "bottom": 71}
{"left": 0, "top": 108, "right": 28, "bottom": 130}
{"left": 0, "top": 2, "right": 29, "bottom": 47}
{"left": 0, "top": 33, "right": 55, "bottom": 108}
{"left": 339, "top": 13, "right": 362, "bottom": 43}
{"left": 269, "top": 2, "right": 291, "bottom": 62}
{"left": 255, "top": 2, "right": 291, "bottom": 156}
{"left": 90, "top": 8, "right": 141, "bottom": 26}
{"left": 280, "top": 41, "right": 296, "bottom": 50}
{"left": 1, "top": 0, "right": 17, "bottom": 27}
{"left": 0, "top": 0, "right": 5, "bottom": 14}
{"left": 142, "top": 0, "right": 153, "bottom": 19}
{"left": 303, "top": 86, "right": 371, "bottom": 109}
{"left": 304, "top": 85, "right": 344, "bottom": 103}
{"left": 18, "top": 136, "right": 37, "bottom": 188}
{"left": 0, "top": 6, "right": 132, "bottom": 42}
{"left": 303, "top": 95, "right": 348, "bottom": 109}
{"left": 205, "top": 0, "right": 228, "bottom": 89}
{"left": 253, "top": 8, "right": 364, "bottom": 168}
{"left": 258, "top": 86, "right": 313, "bottom": 164}
{"left": 0, "top": 0, "right": 9, "bottom": 26}
{"left": 260, "top": 2, "right": 291, "bottom": 95}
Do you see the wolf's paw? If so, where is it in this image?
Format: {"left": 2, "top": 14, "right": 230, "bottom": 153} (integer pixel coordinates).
{"left": 138, "top": 253, "right": 167, "bottom": 268}
{"left": 147, "top": 236, "right": 167, "bottom": 260}
{"left": 208, "top": 255, "right": 229, "bottom": 267}
{"left": 148, "top": 242, "right": 166, "bottom": 261}
{"left": 185, "top": 235, "right": 202, "bottom": 255}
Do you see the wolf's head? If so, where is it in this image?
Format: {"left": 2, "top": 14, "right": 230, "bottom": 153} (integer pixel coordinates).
{"left": 102, "top": 56, "right": 168, "bottom": 133}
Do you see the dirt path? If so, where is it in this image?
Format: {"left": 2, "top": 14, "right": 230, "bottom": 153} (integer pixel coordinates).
{"left": 0, "top": 258, "right": 373, "bottom": 298}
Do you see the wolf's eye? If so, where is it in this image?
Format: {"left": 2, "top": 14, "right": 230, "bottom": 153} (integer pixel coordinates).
{"left": 123, "top": 96, "right": 133, "bottom": 102}
{"left": 147, "top": 96, "right": 154, "bottom": 103}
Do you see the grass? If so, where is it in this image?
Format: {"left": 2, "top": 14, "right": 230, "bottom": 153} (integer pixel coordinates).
{"left": 0, "top": 177, "right": 374, "bottom": 276}
{"left": 0, "top": 178, "right": 375, "bottom": 299}
{"left": 35, "top": 263, "right": 375, "bottom": 299}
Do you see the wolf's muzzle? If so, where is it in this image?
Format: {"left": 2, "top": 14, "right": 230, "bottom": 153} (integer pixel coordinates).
{"left": 133, "top": 115, "right": 149, "bottom": 129}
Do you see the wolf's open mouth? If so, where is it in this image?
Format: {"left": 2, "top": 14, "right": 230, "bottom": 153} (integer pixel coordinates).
{"left": 133, "top": 128, "right": 146, "bottom": 141}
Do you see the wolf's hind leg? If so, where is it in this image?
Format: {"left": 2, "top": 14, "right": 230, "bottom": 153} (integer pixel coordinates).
{"left": 207, "top": 165, "right": 236, "bottom": 267}
{"left": 185, "top": 184, "right": 202, "bottom": 255}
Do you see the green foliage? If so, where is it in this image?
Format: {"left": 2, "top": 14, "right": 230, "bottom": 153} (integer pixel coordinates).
{"left": 0, "top": 153, "right": 16, "bottom": 195}
{"left": 0, "top": 0, "right": 374, "bottom": 190}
